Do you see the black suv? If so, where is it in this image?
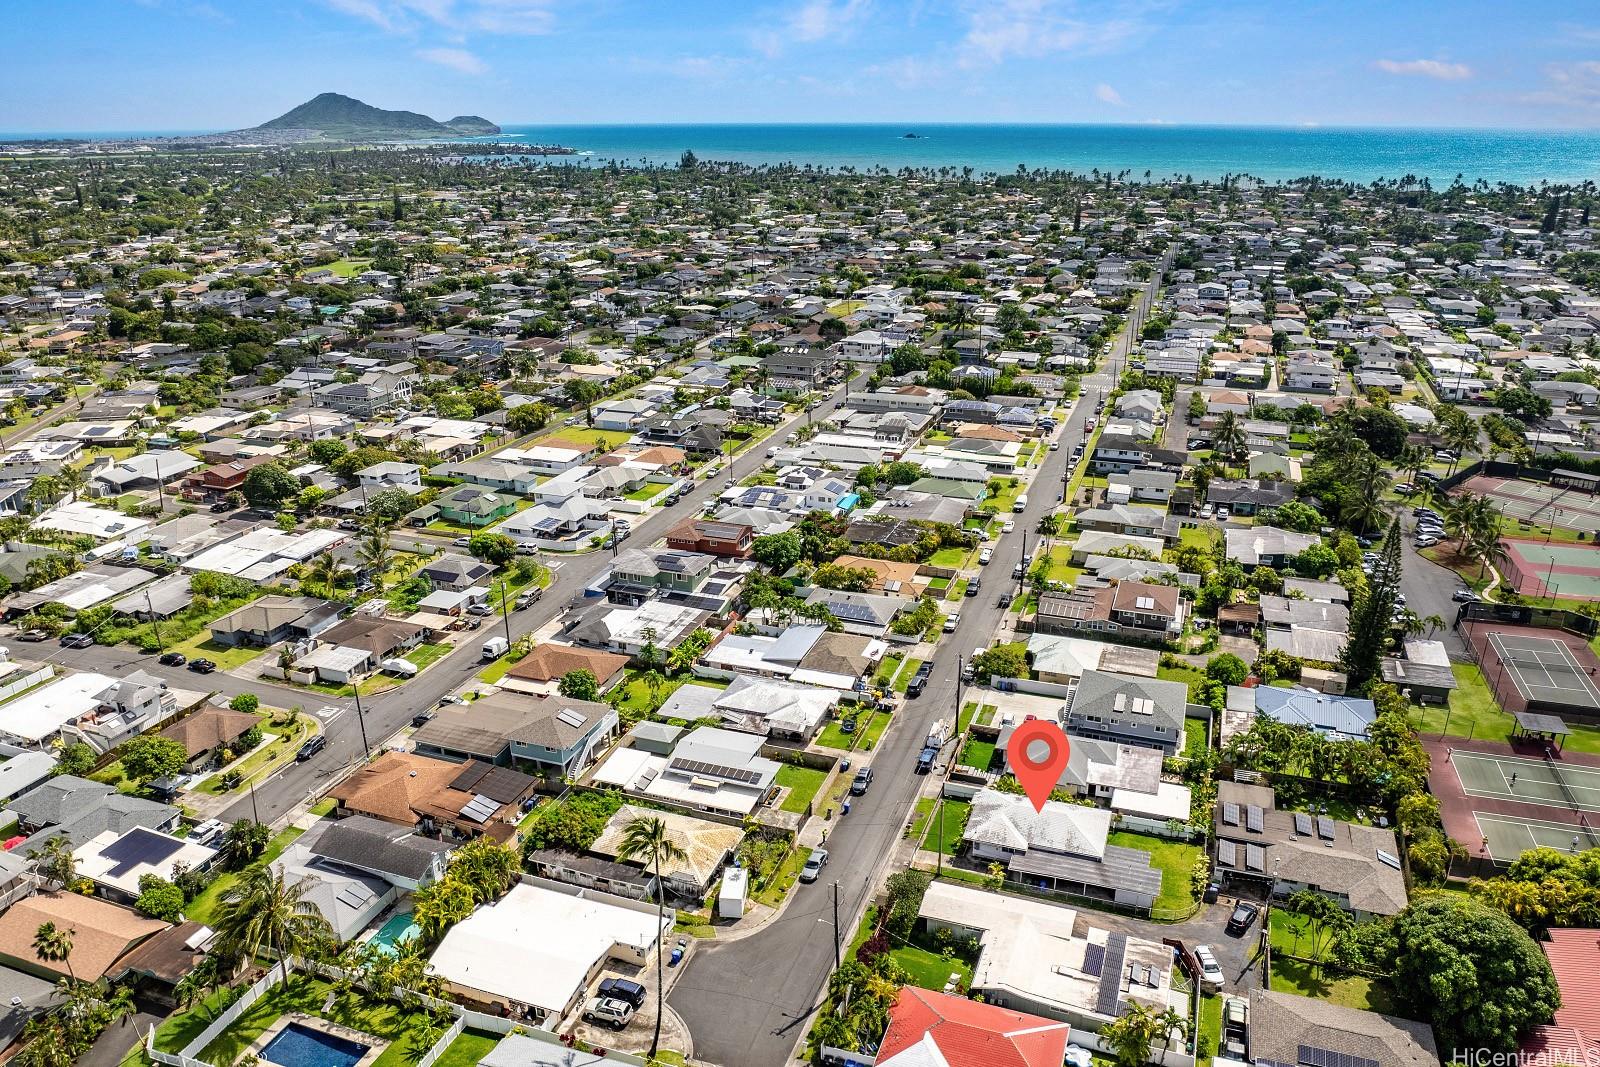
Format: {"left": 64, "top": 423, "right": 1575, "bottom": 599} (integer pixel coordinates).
{"left": 906, "top": 665, "right": 932, "bottom": 698}
{"left": 598, "top": 977, "right": 647, "bottom": 1009}
{"left": 296, "top": 735, "right": 327, "bottom": 761}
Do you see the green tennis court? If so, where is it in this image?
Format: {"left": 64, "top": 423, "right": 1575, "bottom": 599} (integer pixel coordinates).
{"left": 1452, "top": 750, "right": 1600, "bottom": 813}
{"left": 1475, "top": 811, "right": 1600, "bottom": 863}
{"left": 1502, "top": 540, "right": 1600, "bottom": 599}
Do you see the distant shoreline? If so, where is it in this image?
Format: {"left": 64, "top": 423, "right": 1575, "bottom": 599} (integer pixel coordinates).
{"left": 2, "top": 122, "right": 1598, "bottom": 183}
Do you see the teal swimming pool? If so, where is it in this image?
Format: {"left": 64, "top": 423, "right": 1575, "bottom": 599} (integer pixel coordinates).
{"left": 368, "top": 912, "right": 419, "bottom": 954}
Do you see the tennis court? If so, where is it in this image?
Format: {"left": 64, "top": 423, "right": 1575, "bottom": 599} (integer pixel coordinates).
{"left": 1475, "top": 811, "right": 1600, "bottom": 863}
{"left": 1462, "top": 475, "right": 1600, "bottom": 535}
{"left": 1453, "top": 749, "right": 1600, "bottom": 813}
{"left": 1500, "top": 539, "right": 1600, "bottom": 600}
{"left": 1486, "top": 632, "right": 1600, "bottom": 711}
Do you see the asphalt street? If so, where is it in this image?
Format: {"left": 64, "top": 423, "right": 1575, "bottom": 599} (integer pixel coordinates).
{"left": 667, "top": 251, "right": 1170, "bottom": 1067}
{"left": 59, "top": 379, "right": 854, "bottom": 827}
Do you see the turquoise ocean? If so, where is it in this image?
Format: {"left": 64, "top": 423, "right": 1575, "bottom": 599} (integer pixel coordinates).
{"left": 8, "top": 123, "right": 1600, "bottom": 185}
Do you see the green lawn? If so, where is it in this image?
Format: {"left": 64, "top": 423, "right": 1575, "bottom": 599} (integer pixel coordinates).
{"left": 624, "top": 484, "right": 662, "bottom": 502}
{"left": 1412, "top": 663, "right": 1600, "bottom": 755}
{"left": 324, "top": 257, "right": 372, "bottom": 278}
{"left": 478, "top": 654, "right": 517, "bottom": 684}
{"left": 164, "top": 634, "right": 263, "bottom": 672}
{"left": 536, "top": 425, "right": 624, "bottom": 450}
{"left": 1184, "top": 717, "right": 1209, "bottom": 756}
{"left": 859, "top": 710, "right": 891, "bottom": 750}
{"left": 431, "top": 1032, "right": 500, "bottom": 1067}
{"left": 946, "top": 578, "right": 968, "bottom": 601}
{"left": 815, "top": 718, "right": 863, "bottom": 751}
{"left": 1106, "top": 830, "right": 1203, "bottom": 915}
{"left": 921, "top": 799, "right": 970, "bottom": 855}
{"left": 197, "top": 716, "right": 315, "bottom": 796}
{"left": 1158, "top": 663, "right": 1208, "bottom": 702}
{"left": 1198, "top": 994, "right": 1223, "bottom": 1066}
{"left": 890, "top": 943, "right": 972, "bottom": 992}
{"left": 777, "top": 764, "right": 828, "bottom": 814}
{"left": 610, "top": 669, "right": 690, "bottom": 716}
{"left": 185, "top": 826, "right": 306, "bottom": 924}
{"left": 872, "top": 653, "right": 905, "bottom": 689}
{"left": 908, "top": 796, "right": 936, "bottom": 840}
{"left": 892, "top": 658, "right": 923, "bottom": 693}
{"left": 1270, "top": 957, "right": 1399, "bottom": 1015}
{"left": 751, "top": 845, "right": 810, "bottom": 907}
{"left": 399, "top": 641, "right": 453, "bottom": 672}
{"left": 928, "top": 546, "right": 971, "bottom": 568}
{"left": 958, "top": 737, "right": 996, "bottom": 771}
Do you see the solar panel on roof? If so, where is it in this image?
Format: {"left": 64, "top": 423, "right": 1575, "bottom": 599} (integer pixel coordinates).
{"left": 556, "top": 708, "right": 589, "bottom": 729}
{"left": 1246, "top": 805, "right": 1265, "bottom": 833}
{"left": 1294, "top": 812, "right": 1313, "bottom": 837}
{"left": 1299, "top": 1046, "right": 1379, "bottom": 1067}
{"left": 1376, "top": 849, "right": 1402, "bottom": 870}
{"left": 1317, "top": 816, "right": 1336, "bottom": 840}
{"left": 459, "top": 793, "right": 499, "bottom": 823}
{"left": 100, "top": 827, "right": 186, "bottom": 877}
{"left": 1222, "top": 802, "right": 1240, "bottom": 826}
{"left": 1245, "top": 843, "right": 1266, "bottom": 872}
{"left": 1082, "top": 943, "right": 1106, "bottom": 976}
{"left": 670, "top": 757, "right": 763, "bottom": 785}
{"left": 1217, "top": 840, "right": 1237, "bottom": 867}
{"left": 829, "top": 602, "right": 878, "bottom": 624}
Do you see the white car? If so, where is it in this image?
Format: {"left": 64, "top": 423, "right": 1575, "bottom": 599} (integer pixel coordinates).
{"left": 978, "top": 548, "right": 993, "bottom": 565}
{"left": 1214, "top": 507, "right": 1230, "bottom": 522}
{"left": 1002, "top": 519, "right": 1016, "bottom": 534}
{"left": 1064, "top": 1047, "right": 1093, "bottom": 1067}
{"left": 1195, "top": 944, "right": 1224, "bottom": 991}
{"left": 943, "top": 612, "right": 959, "bottom": 633}
{"left": 1199, "top": 505, "right": 1214, "bottom": 519}
{"left": 1049, "top": 441, "right": 1060, "bottom": 451}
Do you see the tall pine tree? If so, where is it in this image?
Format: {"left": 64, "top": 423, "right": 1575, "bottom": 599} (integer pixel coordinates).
{"left": 1341, "top": 516, "right": 1403, "bottom": 692}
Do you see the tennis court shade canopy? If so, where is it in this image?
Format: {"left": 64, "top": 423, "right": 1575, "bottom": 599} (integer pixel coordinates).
{"left": 1514, "top": 711, "right": 1572, "bottom": 749}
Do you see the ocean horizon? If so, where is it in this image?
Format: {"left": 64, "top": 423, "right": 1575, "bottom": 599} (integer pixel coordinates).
{"left": 6, "top": 122, "right": 1600, "bottom": 185}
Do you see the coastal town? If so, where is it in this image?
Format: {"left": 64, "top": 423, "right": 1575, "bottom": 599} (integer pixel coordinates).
{"left": 2, "top": 132, "right": 1600, "bottom": 1067}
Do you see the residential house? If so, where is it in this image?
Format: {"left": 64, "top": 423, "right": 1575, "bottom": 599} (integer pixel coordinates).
{"left": 411, "top": 691, "right": 619, "bottom": 779}
{"left": 328, "top": 751, "right": 536, "bottom": 843}
{"left": 1063, "top": 669, "right": 1189, "bottom": 754}
{"left": 208, "top": 595, "right": 343, "bottom": 648}
{"left": 665, "top": 517, "right": 754, "bottom": 559}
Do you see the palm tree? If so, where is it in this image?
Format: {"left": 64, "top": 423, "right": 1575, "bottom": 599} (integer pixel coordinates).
{"left": 56, "top": 465, "right": 86, "bottom": 504}
{"left": 1212, "top": 411, "right": 1247, "bottom": 469}
{"left": 357, "top": 529, "right": 392, "bottom": 591}
{"left": 1155, "top": 1007, "right": 1191, "bottom": 1064}
{"left": 213, "top": 867, "right": 332, "bottom": 982}
{"left": 615, "top": 815, "right": 687, "bottom": 1060}
{"left": 1396, "top": 443, "right": 1428, "bottom": 487}
{"left": 32, "top": 923, "right": 74, "bottom": 984}
{"left": 411, "top": 877, "right": 477, "bottom": 943}
{"left": 1340, "top": 475, "right": 1386, "bottom": 535}
{"left": 305, "top": 550, "right": 339, "bottom": 592}
{"left": 1466, "top": 528, "right": 1511, "bottom": 583}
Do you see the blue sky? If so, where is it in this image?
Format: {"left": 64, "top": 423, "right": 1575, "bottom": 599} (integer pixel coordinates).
{"left": 5, "top": 0, "right": 1600, "bottom": 131}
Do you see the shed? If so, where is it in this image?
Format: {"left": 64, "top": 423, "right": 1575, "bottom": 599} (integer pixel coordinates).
{"left": 718, "top": 866, "right": 748, "bottom": 920}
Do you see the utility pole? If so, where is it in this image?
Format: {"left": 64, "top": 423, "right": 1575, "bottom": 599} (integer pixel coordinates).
{"left": 146, "top": 590, "right": 165, "bottom": 654}
{"left": 831, "top": 881, "right": 842, "bottom": 971}
{"left": 499, "top": 581, "right": 513, "bottom": 647}
{"left": 351, "top": 684, "right": 371, "bottom": 761}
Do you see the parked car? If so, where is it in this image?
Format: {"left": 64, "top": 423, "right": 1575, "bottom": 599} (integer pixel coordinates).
{"left": 850, "top": 766, "right": 874, "bottom": 795}
{"left": 1064, "top": 1046, "right": 1093, "bottom": 1067}
{"left": 411, "top": 710, "right": 436, "bottom": 728}
{"left": 514, "top": 588, "right": 543, "bottom": 609}
{"left": 59, "top": 633, "right": 93, "bottom": 649}
{"left": 158, "top": 651, "right": 187, "bottom": 666}
{"left": 943, "top": 613, "right": 959, "bottom": 633}
{"left": 15, "top": 630, "right": 47, "bottom": 642}
{"left": 1049, "top": 441, "right": 1060, "bottom": 451}
{"left": 1194, "top": 944, "right": 1224, "bottom": 991}
{"left": 906, "top": 673, "right": 928, "bottom": 699}
{"left": 466, "top": 603, "right": 493, "bottom": 616}
{"left": 1453, "top": 589, "right": 1480, "bottom": 602}
{"left": 1215, "top": 507, "right": 1231, "bottom": 521}
{"left": 187, "top": 659, "right": 217, "bottom": 674}
{"left": 800, "top": 848, "right": 829, "bottom": 883}
{"left": 915, "top": 746, "right": 937, "bottom": 774}
{"left": 598, "top": 978, "right": 647, "bottom": 1009}
{"left": 582, "top": 997, "right": 635, "bottom": 1031}
{"left": 965, "top": 576, "right": 980, "bottom": 596}
{"left": 1414, "top": 536, "right": 1439, "bottom": 548}
{"left": 1012, "top": 562, "right": 1024, "bottom": 579}
{"left": 1227, "top": 900, "right": 1260, "bottom": 934}
{"left": 1002, "top": 519, "right": 1016, "bottom": 534}
{"left": 296, "top": 735, "right": 327, "bottom": 761}
{"left": 978, "top": 547, "right": 993, "bottom": 565}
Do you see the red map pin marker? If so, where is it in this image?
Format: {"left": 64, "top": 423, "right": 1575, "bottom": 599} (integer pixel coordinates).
{"left": 1007, "top": 719, "right": 1072, "bottom": 813}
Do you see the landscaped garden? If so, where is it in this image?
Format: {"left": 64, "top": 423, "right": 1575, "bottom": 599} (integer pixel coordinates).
{"left": 1105, "top": 830, "right": 1204, "bottom": 916}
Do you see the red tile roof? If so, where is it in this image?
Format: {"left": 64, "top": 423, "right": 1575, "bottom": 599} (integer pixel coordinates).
{"left": 878, "top": 987, "right": 1070, "bottom": 1067}
{"left": 1521, "top": 928, "right": 1600, "bottom": 1064}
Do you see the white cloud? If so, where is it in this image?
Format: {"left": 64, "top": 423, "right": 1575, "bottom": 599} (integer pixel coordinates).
{"left": 955, "top": 0, "right": 1143, "bottom": 68}
{"left": 417, "top": 46, "right": 487, "bottom": 74}
{"left": 322, "top": 0, "right": 555, "bottom": 36}
{"left": 753, "top": 0, "right": 870, "bottom": 57}
{"left": 1094, "top": 82, "right": 1124, "bottom": 105}
{"left": 1373, "top": 58, "right": 1472, "bottom": 81}
{"left": 1519, "top": 61, "right": 1600, "bottom": 118}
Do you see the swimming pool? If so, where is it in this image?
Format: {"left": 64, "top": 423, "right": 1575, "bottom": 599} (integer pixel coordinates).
{"left": 368, "top": 911, "right": 419, "bottom": 954}
{"left": 260, "top": 1023, "right": 369, "bottom": 1067}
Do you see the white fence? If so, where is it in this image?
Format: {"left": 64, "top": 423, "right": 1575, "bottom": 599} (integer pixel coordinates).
{"left": 177, "top": 965, "right": 286, "bottom": 1059}
{"left": 415, "top": 1015, "right": 466, "bottom": 1067}
{"left": 988, "top": 674, "right": 1073, "bottom": 698}
{"left": 1114, "top": 814, "right": 1205, "bottom": 841}
{"left": 0, "top": 666, "right": 52, "bottom": 705}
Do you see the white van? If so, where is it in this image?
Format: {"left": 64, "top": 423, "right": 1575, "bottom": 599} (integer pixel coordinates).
{"left": 1012, "top": 493, "right": 1028, "bottom": 513}
{"left": 481, "top": 635, "right": 509, "bottom": 660}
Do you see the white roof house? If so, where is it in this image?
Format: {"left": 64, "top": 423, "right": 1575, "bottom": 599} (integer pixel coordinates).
{"left": 0, "top": 672, "right": 116, "bottom": 744}
{"left": 181, "top": 527, "right": 345, "bottom": 581}
{"left": 426, "top": 880, "right": 670, "bottom": 1022}
{"left": 32, "top": 502, "right": 152, "bottom": 542}
{"left": 74, "top": 825, "right": 218, "bottom": 898}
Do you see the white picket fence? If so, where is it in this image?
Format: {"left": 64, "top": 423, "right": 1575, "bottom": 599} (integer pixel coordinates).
{"left": 178, "top": 965, "right": 285, "bottom": 1060}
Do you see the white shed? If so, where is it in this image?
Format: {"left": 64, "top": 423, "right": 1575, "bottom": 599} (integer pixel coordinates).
{"left": 718, "top": 866, "right": 748, "bottom": 920}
